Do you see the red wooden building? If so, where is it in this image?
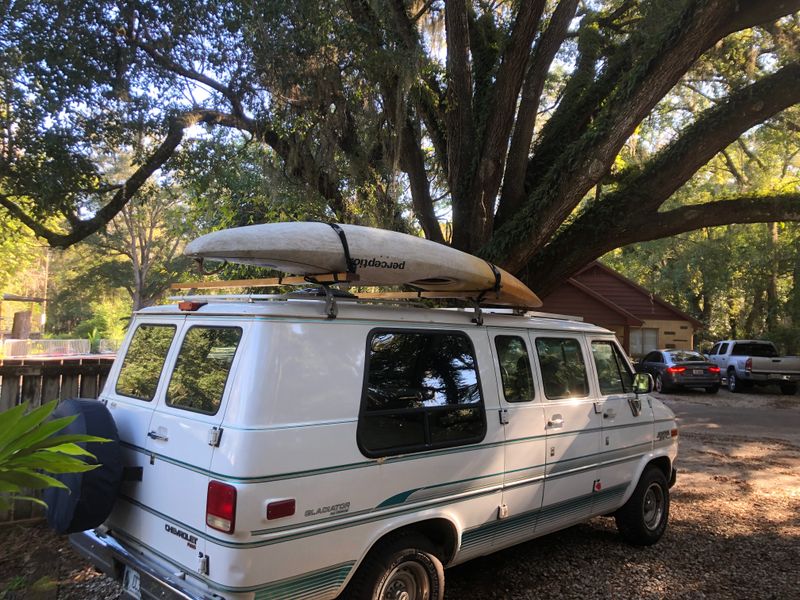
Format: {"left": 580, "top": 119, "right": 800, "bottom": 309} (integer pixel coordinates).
{"left": 538, "top": 262, "right": 703, "bottom": 357}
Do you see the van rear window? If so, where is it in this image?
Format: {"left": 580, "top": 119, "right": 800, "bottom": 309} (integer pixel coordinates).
{"left": 358, "top": 330, "right": 486, "bottom": 457}
{"left": 115, "top": 324, "right": 176, "bottom": 401}
{"left": 166, "top": 326, "right": 243, "bottom": 415}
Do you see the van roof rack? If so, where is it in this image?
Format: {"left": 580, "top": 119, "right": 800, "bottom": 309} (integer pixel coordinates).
{"left": 169, "top": 274, "right": 539, "bottom": 323}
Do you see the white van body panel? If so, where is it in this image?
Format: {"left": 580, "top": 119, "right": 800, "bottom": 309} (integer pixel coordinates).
{"left": 77, "top": 299, "right": 677, "bottom": 600}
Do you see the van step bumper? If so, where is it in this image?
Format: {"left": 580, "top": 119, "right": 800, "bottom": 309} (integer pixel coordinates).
{"left": 70, "top": 529, "right": 205, "bottom": 600}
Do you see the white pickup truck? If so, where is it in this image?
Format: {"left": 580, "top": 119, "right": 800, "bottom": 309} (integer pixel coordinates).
{"left": 708, "top": 340, "right": 800, "bottom": 395}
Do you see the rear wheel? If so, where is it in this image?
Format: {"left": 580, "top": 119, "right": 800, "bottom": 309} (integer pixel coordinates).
{"left": 615, "top": 466, "right": 670, "bottom": 546}
{"left": 780, "top": 383, "right": 798, "bottom": 396}
{"left": 654, "top": 374, "right": 667, "bottom": 393}
{"left": 342, "top": 532, "right": 445, "bottom": 600}
{"left": 727, "top": 370, "right": 740, "bottom": 393}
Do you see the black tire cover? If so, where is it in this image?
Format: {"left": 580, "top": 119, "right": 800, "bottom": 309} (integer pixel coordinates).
{"left": 44, "top": 398, "right": 124, "bottom": 534}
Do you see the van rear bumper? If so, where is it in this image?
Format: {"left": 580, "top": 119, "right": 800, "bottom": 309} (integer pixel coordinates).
{"left": 70, "top": 529, "right": 205, "bottom": 600}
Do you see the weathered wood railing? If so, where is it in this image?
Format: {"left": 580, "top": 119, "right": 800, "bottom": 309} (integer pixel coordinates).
{"left": 0, "top": 356, "right": 115, "bottom": 523}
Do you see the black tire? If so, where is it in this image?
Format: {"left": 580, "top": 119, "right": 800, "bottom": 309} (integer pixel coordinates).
{"left": 654, "top": 374, "right": 667, "bottom": 393}
{"left": 341, "top": 532, "right": 445, "bottom": 600}
{"left": 615, "top": 466, "right": 670, "bottom": 546}
{"left": 780, "top": 383, "right": 798, "bottom": 396}
{"left": 705, "top": 384, "right": 720, "bottom": 394}
{"left": 727, "top": 369, "right": 740, "bottom": 393}
{"left": 44, "top": 398, "right": 123, "bottom": 534}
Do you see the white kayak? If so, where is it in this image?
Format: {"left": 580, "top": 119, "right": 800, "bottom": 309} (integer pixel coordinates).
{"left": 184, "top": 222, "right": 542, "bottom": 308}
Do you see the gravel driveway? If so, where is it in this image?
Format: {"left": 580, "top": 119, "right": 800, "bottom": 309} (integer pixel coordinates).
{"left": 2, "top": 389, "right": 798, "bottom": 599}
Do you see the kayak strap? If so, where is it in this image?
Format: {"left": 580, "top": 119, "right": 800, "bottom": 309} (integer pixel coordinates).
{"left": 328, "top": 223, "right": 357, "bottom": 274}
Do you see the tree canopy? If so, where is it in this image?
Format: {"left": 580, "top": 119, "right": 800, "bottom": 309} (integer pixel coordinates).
{"left": 1, "top": 0, "right": 800, "bottom": 296}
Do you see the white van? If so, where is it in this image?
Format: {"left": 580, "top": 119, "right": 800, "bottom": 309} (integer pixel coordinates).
{"left": 65, "top": 294, "right": 677, "bottom": 600}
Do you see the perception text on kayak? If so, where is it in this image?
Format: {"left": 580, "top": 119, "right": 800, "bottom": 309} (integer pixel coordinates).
{"left": 352, "top": 258, "right": 406, "bottom": 270}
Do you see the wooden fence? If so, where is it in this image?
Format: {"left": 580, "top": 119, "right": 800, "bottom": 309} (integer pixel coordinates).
{"left": 0, "top": 356, "right": 115, "bottom": 523}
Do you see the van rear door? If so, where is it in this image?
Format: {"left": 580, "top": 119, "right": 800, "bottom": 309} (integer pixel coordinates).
{"left": 139, "top": 320, "right": 245, "bottom": 577}
{"left": 103, "top": 318, "right": 191, "bottom": 562}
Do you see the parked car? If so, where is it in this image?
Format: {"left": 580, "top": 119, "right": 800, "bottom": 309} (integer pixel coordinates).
{"left": 47, "top": 296, "right": 679, "bottom": 600}
{"left": 637, "top": 349, "right": 721, "bottom": 393}
{"left": 708, "top": 340, "right": 800, "bottom": 395}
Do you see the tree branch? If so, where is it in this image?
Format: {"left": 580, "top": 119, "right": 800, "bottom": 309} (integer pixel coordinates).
{"left": 0, "top": 109, "right": 251, "bottom": 247}
{"left": 470, "top": 0, "right": 546, "bottom": 239}
{"left": 498, "top": 0, "right": 579, "bottom": 227}
{"left": 444, "top": 0, "right": 474, "bottom": 199}
{"left": 615, "top": 62, "right": 800, "bottom": 212}
{"left": 399, "top": 116, "right": 445, "bottom": 243}
{"left": 526, "top": 193, "right": 800, "bottom": 297}
{"left": 484, "top": 0, "right": 800, "bottom": 272}
{"left": 130, "top": 30, "right": 248, "bottom": 120}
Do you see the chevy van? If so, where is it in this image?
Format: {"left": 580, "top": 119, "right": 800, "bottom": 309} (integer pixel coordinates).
{"left": 59, "top": 294, "right": 678, "bottom": 600}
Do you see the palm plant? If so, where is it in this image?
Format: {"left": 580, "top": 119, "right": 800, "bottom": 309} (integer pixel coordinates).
{"left": 0, "top": 400, "right": 106, "bottom": 510}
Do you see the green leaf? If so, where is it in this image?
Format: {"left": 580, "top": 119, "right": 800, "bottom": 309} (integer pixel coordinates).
{"left": 43, "top": 442, "right": 96, "bottom": 458}
{"left": 26, "top": 433, "right": 108, "bottom": 454}
{"left": 0, "top": 402, "right": 32, "bottom": 448}
{"left": 0, "top": 414, "right": 77, "bottom": 462}
{"left": 0, "top": 469, "right": 68, "bottom": 490}
{"left": 7, "top": 452, "right": 99, "bottom": 473}
{"left": 11, "top": 495, "right": 49, "bottom": 509}
{"left": 0, "top": 480, "right": 23, "bottom": 493}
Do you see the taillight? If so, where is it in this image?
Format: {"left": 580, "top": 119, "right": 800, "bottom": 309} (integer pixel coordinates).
{"left": 707, "top": 366, "right": 720, "bottom": 373}
{"left": 207, "top": 481, "right": 237, "bottom": 533}
{"left": 666, "top": 366, "right": 686, "bottom": 374}
{"left": 745, "top": 358, "right": 752, "bottom": 372}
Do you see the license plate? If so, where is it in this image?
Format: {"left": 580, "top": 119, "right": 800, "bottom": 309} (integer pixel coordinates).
{"left": 693, "top": 369, "right": 703, "bottom": 375}
{"left": 123, "top": 567, "right": 141, "bottom": 599}
{"left": 770, "top": 373, "right": 790, "bottom": 380}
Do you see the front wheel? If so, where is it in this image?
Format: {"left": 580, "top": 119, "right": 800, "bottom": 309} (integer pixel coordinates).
{"left": 615, "top": 466, "right": 670, "bottom": 546}
{"left": 341, "top": 532, "right": 445, "bottom": 600}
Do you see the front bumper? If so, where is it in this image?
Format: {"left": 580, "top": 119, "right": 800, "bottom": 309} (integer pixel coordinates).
{"left": 70, "top": 529, "right": 206, "bottom": 600}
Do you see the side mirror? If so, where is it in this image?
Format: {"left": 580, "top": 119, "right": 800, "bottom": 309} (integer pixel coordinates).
{"left": 633, "top": 372, "right": 653, "bottom": 394}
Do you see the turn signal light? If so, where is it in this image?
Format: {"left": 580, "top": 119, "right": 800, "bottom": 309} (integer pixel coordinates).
{"left": 666, "top": 366, "right": 686, "bottom": 374}
{"left": 707, "top": 366, "right": 721, "bottom": 373}
{"left": 207, "top": 481, "right": 237, "bottom": 533}
{"left": 267, "top": 499, "right": 296, "bottom": 520}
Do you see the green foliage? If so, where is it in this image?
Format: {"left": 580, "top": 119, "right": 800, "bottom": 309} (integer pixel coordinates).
{"left": 0, "top": 401, "right": 107, "bottom": 510}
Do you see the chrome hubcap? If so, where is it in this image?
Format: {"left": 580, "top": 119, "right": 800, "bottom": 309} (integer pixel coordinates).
{"left": 642, "top": 483, "right": 665, "bottom": 530}
{"left": 380, "top": 561, "right": 429, "bottom": 600}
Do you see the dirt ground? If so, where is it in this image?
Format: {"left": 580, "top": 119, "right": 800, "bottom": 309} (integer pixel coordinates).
{"left": 1, "top": 388, "right": 798, "bottom": 599}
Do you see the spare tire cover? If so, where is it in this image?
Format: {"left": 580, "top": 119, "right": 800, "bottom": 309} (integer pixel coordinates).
{"left": 44, "top": 398, "right": 124, "bottom": 534}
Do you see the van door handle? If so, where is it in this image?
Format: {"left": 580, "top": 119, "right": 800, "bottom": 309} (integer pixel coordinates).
{"left": 547, "top": 415, "right": 564, "bottom": 429}
{"left": 147, "top": 430, "right": 168, "bottom": 442}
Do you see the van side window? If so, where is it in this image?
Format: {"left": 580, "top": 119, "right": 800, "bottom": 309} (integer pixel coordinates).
{"left": 535, "top": 337, "right": 589, "bottom": 400}
{"left": 166, "top": 326, "right": 243, "bottom": 415}
{"left": 591, "top": 341, "right": 634, "bottom": 395}
{"left": 495, "top": 336, "right": 535, "bottom": 402}
{"left": 115, "top": 324, "right": 176, "bottom": 401}
{"left": 358, "top": 330, "right": 486, "bottom": 457}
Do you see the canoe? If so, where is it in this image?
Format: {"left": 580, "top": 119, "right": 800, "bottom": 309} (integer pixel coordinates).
{"left": 184, "top": 222, "right": 542, "bottom": 308}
